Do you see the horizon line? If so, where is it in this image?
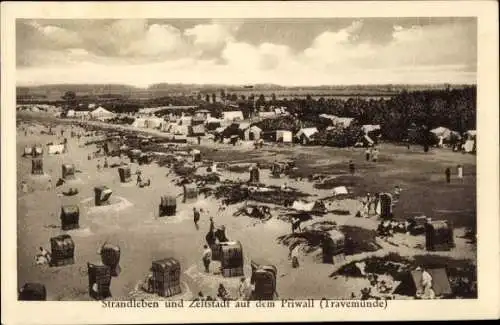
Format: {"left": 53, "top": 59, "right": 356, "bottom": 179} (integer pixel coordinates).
{"left": 17, "top": 82, "right": 478, "bottom": 89}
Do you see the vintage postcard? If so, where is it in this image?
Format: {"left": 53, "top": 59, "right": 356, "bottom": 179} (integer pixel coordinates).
{"left": 1, "top": 1, "right": 499, "bottom": 323}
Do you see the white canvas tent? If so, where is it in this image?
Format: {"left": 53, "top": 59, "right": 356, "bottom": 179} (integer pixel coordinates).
{"left": 430, "top": 126, "right": 452, "bottom": 138}
{"left": 362, "top": 124, "right": 381, "bottom": 135}
{"left": 91, "top": 107, "right": 116, "bottom": 120}
{"left": 244, "top": 126, "right": 262, "bottom": 141}
{"left": 295, "top": 127, "right": 318, "bottom": 144}
{"left": 465, "top": 130, "right": 476, "bottom": 139}
{"left": 145, "top": 117, "right": 164, "bottom": 129}
{"left": 258, "top": 112, "right": 276, "bottom": 118}
{"left": 66, "top": 110, "right": 75, "bottom": 118}
{"left": 223, "top": 111, "right": 244, "bottom": 121}
{"left": 132, "top": 118, "right": 148, "bottom": 128}
{"left": 173, "top": 124, "right": 189, "bottom": 135}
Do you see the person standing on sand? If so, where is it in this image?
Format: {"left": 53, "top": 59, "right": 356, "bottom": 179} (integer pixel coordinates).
{"left": 372, "top": 148, "right": 379, "bottom": 162}
{"left": 445, "top": 167, "right": 451, "bottom": 184}
{"left": 365, "top": 148, "right": 371, "bottom": 161}
{"left": 202, "top": 245, "right": 212, "bottom": 273}
{"left": 457, "top": 164, "right": 463, "bottom": 180}
{"left": 290, "top": 244, "right": 300, "bottom": 268}
{"left": 197, "top": 136, "right": 201, "bottom": 145}
{"left": 349, "top": 160, "right": 355, "bottom": 175}
{"left": 193, "top": 207, "right": 200, "bottom": 230}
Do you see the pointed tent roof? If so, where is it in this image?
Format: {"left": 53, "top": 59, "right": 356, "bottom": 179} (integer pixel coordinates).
{"left": 91, "top": 106, "right": 115, "bottom": 117}
{"left": 296, "top": 127, "right": 318, "bottom": 139}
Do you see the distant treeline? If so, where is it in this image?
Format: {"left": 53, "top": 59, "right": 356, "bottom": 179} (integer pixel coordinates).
{"left": 277, "top": 86, "right": 476, "bottom": 141}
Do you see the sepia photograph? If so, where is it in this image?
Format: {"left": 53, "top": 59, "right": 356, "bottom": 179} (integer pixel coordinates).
{"left": 2, "top": 1, "right": 499, "bottom": 323}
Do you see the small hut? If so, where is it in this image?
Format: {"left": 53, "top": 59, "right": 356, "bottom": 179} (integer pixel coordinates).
{"left": 159, "top": 195, "right": 177, "bottom": 217}
{"left": 94, "top": 186, "right": 112, "bottom": 206}
{"left": 151, "top": 258, "right": 182, "bottom": 297}
{"left": 62, "top": 164, "right": 76, "bottom": 180}
{"left": 322, "top": 229, "right": 345, "bottom": 264}
{"left": 251, "top": 261, "right": 277, "bottom": 300}
{"left": 50, "top": 234, "right": 75, "bottom": 267}
{"left": 183, "top": 183, "right": 198, "bottom": 203}
{"left": 425, "top": 220, "right": 455, "bottom": 251}
{"left": 18, "top": 283, "right": 47, "bottom": 301}
{"left": 100, "top": 243, "right": 121, "bottom": 277}
{"left": 60, "top": 205, "right": 80, "bottom": 231}
{"left": 249, "top": 165, "right": 260, "bottom": 183}
{"left": 118, "top": 166, "right": 132, "bottom": 183}
{"left": 31, "top": 158, "right": 44, "bottom": 175}
{"left": 220, "top": 241, "right": 244, "bottom": 277}
{"left": 87, "top": 262, "right": 112, "bottom": 300}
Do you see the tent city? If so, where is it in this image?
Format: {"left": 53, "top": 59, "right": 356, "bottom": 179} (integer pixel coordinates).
{"left": 16, "top": 18, "right": 477, "bottom": 302}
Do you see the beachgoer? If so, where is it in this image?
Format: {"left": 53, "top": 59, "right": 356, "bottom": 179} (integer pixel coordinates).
{"left": 445, "top": 167, "right": 451, "bottom": 184}
{"left": 202, "top": 245, "right": 212, "bottom": 273}
{"left": 217, "top": 283, "right": 229, "bottom": 301}
{"left": 35, "top": 247, "right": 51, "bottom": 265}
{"left": 393, "top": 185, "right": 402, "bottom": 201}
{"left": 142, "top": 268, "right": 154, "bottom": 293}
{"left": 291, "top": 218, "right": 302, "bottom": 233}
{"left": 419, "top": 267, "right": 435, "bottom": 299}
{"left": 193, "top": 207, "right": 200, "bottom": 229}
{"left": 349, "top": 160, "right": 355, "bottom": 175}
{"left": 238, "top": 277, "right": 252, "bottom": 300}
{"left": 290, "top": 244, "right": 300, "bottom": 268}
{"left": 457, "top": 164, "right": 463, "bottom": 179}
{"left": 372, "top": 148, "right": 379, "bottom": 162}
{"left": 21, "top": 181, "right": 28, "bottom": 193}
{"left": 194, "top": 291, "right": 205, "bottom": 301}
{"left": 136, "top": 173, "right": 142, "bottom": 186}
{"left": 197, "top": 136, "right": 201, "bottom": 145}
{"left": 209, "top": 217, "right": 215, "bottom": 233}
{"left": 104, "top": 157, "right": 109, "bottom": 168}
{"left": 365, "top": 148, "right": 371, "bottom": 161}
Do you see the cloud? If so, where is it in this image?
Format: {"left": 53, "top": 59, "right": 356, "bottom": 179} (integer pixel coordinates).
{"left": 16, "top": 19, "right": 477, "bottom": 86}
{"left": 27, "top": 21, "right": 83, "bottom": 48}
{"left": 184, "top": 22, "right": 241, "bottom": 51}
{"left": 121, "top": 24, "right": 185, "bottom": 57}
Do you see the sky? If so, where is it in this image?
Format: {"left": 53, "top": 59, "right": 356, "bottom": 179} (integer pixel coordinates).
{"left": 16, "top": 18, "right": 477, "bottom": 87}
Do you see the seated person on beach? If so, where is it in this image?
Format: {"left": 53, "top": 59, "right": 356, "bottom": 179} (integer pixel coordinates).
{"left": 217, "top": 283, "right": 229, "bottom": 301}
{"left": 34, "top": 247, "right": 51, "bottom": 265}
